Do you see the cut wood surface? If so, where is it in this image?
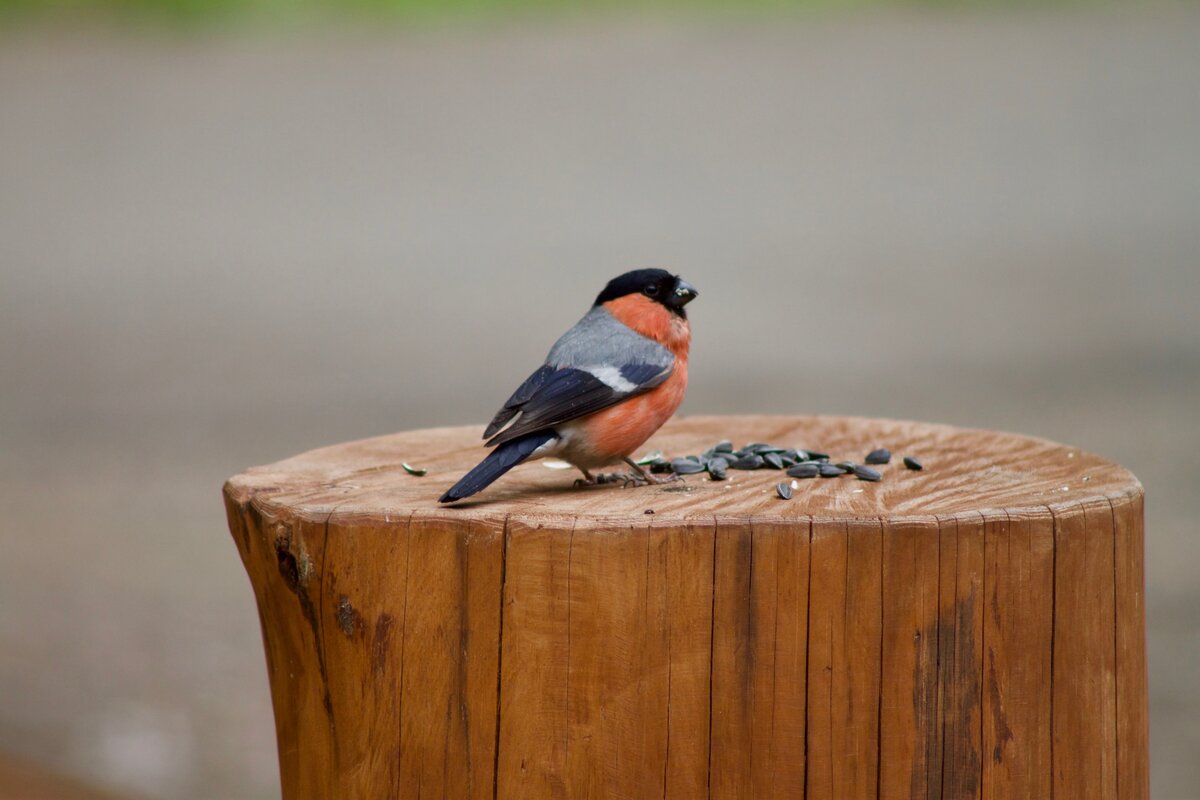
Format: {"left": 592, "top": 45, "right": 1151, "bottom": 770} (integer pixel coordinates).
{"left": 224, "top": 414, "right": 1147, "bottom": 800}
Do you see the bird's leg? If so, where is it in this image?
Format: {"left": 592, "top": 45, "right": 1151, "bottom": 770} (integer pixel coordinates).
{"left": 621, "top": 457, "right": 681, "bottom": 487}
{"left": 573, "top": 467, "right": 598, "bottom": 488}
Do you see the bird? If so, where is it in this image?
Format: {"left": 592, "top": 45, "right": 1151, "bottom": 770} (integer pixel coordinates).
{"left": 439, "top": 269, "right": 698, "bottom": 503}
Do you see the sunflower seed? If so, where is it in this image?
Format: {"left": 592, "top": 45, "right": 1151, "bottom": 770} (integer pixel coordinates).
{"left": 854, "top": 465, "right": 882, "bottom": 482}
{"left": 903, "top": 456, "right": 923, "bottom": 470}
{"left": 402, "top": 462, "right": 427, "bottom": 476}
{"left": 865, "top": 448, "right": 891, "bottom": 465}
{"left": 776, "top": 482, "right": 793, "bottom": 500}
{"left": 635, "top": 450, "right": 664, "bottom": 465}
{"left": 744, "top": 442, "right": 771, "bottom": 453}
{"left": 834, "top": 461, "right": 857, "bottom": 473}
{"left": 650, "top": 461, "right": 675, "bottom": 474}
{"left": 778, "top": 454, "right": 797, "bottom": 468}
{"left": 729, "top": 454, "right": 765, "bottom": 470}
{"left": 712, "top": 440, "right": 735, "bottom": 453}
{"left": 707, "top": 458, "right": 728, "bottom": 481}
{"left": 671, "top": 458, "right": 706, "bottom": 475}
{"left": 805, "top": 451, "right": 830, "bottom": 462}
{"left": 787, "top": 463, "right": 820, "bottom": 479}
{"left": 763, "top": 452, "right": 785, "bottom": 470}
{"left": 818, "top": 463, "right": 845, "bottom": 478}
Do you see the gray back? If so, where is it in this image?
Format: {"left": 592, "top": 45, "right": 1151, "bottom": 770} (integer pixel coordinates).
{"left": 546, "top": 306, "right": 674, "bottom": 371}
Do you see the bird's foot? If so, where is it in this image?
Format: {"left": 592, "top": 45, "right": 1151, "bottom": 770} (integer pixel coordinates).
{"left": 620, "top": 471, "right": 681, "bottom": 488}
{"left": 575, "top": 471, "right": 627, "bottom": 488}
{"left": 619, "top": 458, "right": 682, "bottom": 488}
{"left": 620, "top": 472, "right": 648, "bottom": 488}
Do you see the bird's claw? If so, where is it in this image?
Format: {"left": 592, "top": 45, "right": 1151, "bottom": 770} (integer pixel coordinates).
{"left": 620, "top": 471, "right": 681, "bottom": 488}
{"left": 576, "top": 472, "right": 627, "bottom": 488}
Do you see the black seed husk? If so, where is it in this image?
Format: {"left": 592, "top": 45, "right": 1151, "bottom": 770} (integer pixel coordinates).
{"left": 763, "top": 452, "right": 785, "bottom": 470}
{"left": 650, "top": 461, "right": 675, "bottom": 473}
{"left": 402, "top": 462, "right": 427, "bottom": 476}
{"left": 776, "top": 482, "right": 793, "bottom": 500}
{"left": 903, "top": 456, "right": 923, "bottom": 470}
{"left": 865, "top": 448, "right": 891, "bottom": 465}
{"left": 729, "top": 455, "right": 765, "bottom": 470}
{"left": 818, "top": 463, "right": 845, "bottom": 478}
{"left": 787, "top": 463, "right": 820, "bottom": 479}
{"left": 854, "top": 465, "right": 882, "bottom": 482}
{"left": 671, "top": 458, "right": 706, "bottom": 475}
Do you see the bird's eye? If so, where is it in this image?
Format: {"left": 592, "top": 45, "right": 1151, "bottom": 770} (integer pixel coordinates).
{"left": 644, "top": 284, "right": 659, "bottom": 297}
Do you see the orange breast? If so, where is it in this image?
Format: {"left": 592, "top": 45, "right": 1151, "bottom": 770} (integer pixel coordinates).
{"left": 576, "top": 358, "right": 689, "bottom": 461}
{"left": 602, "top": 295, "right": 691, "bottom": 358}
{"left": 570, "top": 294, "right": 692, "bottom": 463}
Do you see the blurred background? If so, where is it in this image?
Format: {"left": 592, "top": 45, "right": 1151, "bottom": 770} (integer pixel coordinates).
{"left": 1, "top": 0, "right": 1197, "bottom": 797}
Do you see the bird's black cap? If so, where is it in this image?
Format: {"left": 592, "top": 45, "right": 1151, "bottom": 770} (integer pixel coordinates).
{"left": 593, "top": 269, "right": 698, "bottom": 317}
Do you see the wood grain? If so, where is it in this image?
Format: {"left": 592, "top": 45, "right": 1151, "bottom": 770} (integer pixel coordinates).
{"left": 1052, "top": 500, "right": 1118, "bottom": 800}
{"left": 880, "top": 517, "right": 941, "bottom": 799}
{"left": 937, "top": 513, "right": 985, "bottom": 800}
{"left": 224, "top": 414, "right": 1147, "bottom": 799}
{"left": 982, "top": 510, "right": 1055, "bottom": 799}
{"left": 1113, "top": 491, "right": 1149, "bottom": 800}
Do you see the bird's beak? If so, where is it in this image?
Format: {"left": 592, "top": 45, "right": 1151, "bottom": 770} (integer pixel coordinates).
{"left": 670, "top": 279, "right": 698, "bottom": 308}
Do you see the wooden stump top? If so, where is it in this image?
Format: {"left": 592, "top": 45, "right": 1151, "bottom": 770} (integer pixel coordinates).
{"left": 225, "top": 414, "right": 1140, "bottom": 524}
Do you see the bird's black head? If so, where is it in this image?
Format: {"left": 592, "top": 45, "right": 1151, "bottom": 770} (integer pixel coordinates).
{"left": 593, "top": 269, "right": 699, "bottom": 318}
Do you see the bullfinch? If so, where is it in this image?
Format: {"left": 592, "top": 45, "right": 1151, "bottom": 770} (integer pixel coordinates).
{"left": 439, "top": 269, "right": 698, "bottom": 503}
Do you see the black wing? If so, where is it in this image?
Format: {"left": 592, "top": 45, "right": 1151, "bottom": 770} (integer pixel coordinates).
{"left": 483, "top": 365, "right": 556, "bottom": 440}
{"left": 483, "top": 362, "right": 671, "bottom": 447}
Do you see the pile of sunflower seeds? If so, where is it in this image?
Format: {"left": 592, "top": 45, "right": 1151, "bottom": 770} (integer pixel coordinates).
{"left": 638, "top": 441, "right": 923, "bottom": 497}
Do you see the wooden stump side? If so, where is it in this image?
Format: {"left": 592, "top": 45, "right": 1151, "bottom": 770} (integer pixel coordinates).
{"left": 224, "top": 415, "right": 1148, "bottom": 800}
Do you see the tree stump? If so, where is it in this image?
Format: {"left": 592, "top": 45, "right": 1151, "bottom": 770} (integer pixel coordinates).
{"left": 223, "top": 415, "right": 1148, "bottom": 800}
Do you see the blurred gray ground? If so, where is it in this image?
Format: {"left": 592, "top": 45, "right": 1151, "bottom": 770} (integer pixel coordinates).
{"left": 1, "top": 6, "right": 1198, "bottom": 799}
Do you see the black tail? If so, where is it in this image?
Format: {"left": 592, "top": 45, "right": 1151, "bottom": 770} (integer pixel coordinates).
{"left": 439, "top": 431, "right": 557, "bottom": 503}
